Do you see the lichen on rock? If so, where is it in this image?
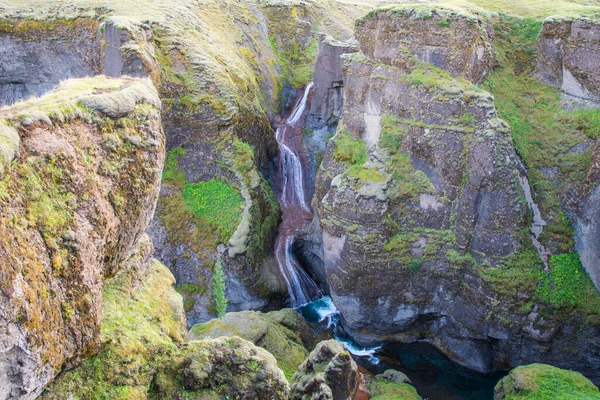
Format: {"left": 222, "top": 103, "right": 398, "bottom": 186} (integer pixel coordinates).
{"left": 0, "top": 76, "right": 165, "bottom": 400}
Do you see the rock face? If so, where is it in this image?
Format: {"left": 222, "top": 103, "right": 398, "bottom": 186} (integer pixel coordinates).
{"left": 290, "top": 339, "right": 360, "bottom": 400}
{"left": 534, "top": 17, "right": 600, "bottom": 292}
{"left": 0, "top": 77, "right": 164, "bottom": 399}
{"left": 355, "top": 7, "right": 495, "bottom": 84}
{"left": 187, "top": 308, "right": 317, "bottom": 380}
{"left": 0, "top": 17, "right": 155, "bottom": 107}
{"left": 494, "top": 364, "right": 600, "bottom": 400}
{"left": 44, "top": 243, "right": 290, "bottom": 400}
{"left": 536, "top": 18, "right": 600, "bottom": 101}
{"left": 577, "top": 143, "right": 600, "bottom": 292}
{"left": 306, "top": 36, "right": 358, "bottom": 130}
{"left": 314, "top": 6, "right": 600, "bottom": 383}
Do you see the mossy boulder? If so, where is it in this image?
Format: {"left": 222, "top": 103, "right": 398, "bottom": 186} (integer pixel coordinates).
{"left": 154, "top": 336, "right": 290, "bottom": 400}
{"left": 494, "top": 364, "right": 600, "bottom": 400}
{"left": 0, "top": 76, "right": 165, "bottom": 400}
{"left": 187, "top": 308, "right": 316, "bottom": 381}
{"left": 290, "top": 339, "right": 360, "bottom": 400}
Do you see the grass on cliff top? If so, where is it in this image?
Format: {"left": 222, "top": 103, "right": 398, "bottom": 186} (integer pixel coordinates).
{"left": 373, "top": 0, "right": 600, "bottom": 19}
{"left": 497, "top": 363, "right": 600, "bottom": 400}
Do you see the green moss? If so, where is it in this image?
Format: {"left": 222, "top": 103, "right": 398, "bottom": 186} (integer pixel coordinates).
{"left": 182, "top": 180, "right": 244, "bottom": 243}
{"left": 213, "top": 260, "right": 228, "bottom": 318}
{"left": 348, "top": 166, "right": 386, "bottom": 183}
{"left": 482, "top": 16, "right": 596, "bottom": 250}
{"left": 379, "top": 114, "right": 405, "bottom": 153}
{"left": 369, "top": 380, "right": 422, "bottom": 400}
{"left": 162, "top": 147, "right": 187, "bottom": 188}
{"left": 496, "top": 364, "right": 600, "bottom": 400}
{"left": 446, "top": 249, "right": 477, "bottom": 268}
{"left": 42, "top": 260, "right": 183, "bottom": 399}
{"left": 333, "top": 128, "right": 368, "bottom": 166}
{"left": 176, "top": 282, "right": 205, "bottom": 297}
{"left": 436, "top": 19, "right": 451, "bottom": 27}
{"left": 537, "top": 254, "right": 600, "bottom": 312}
{"left": 21, "top": 155, "right": 76, "bottom": 239}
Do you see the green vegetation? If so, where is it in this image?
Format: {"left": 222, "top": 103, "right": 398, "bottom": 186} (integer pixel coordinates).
{"left": 333, "top": 128, "right": 368, "bottom": 165}
{"left": 495, "top": 364, "right": 600, "bottom": 400}
{"left": 213, "top": 260, "right": 228, "bottom": 318}
{"left": 188, "top": 308, "right": 312, "bottom": 382}
{"left": 348, "top": 166, "right": 386, "bottom": 183}
{"left": 42, "top": 260, "right": 183, "bottom": 399}
{"left": 537, "top": 254, "right": 600, "bottom": 310}
{"left": 379, "top": 114, "right": 405, "bottom": 152}
{"left": 182, "top": 180, "right": 244, "bottom": 241}
{"left": 369, "top": 380, "right": 422, "bottom": 400}
{"left": 162, "top": 147, "right": 187, "bottom": 188}
{"left": 482, "top": 16, "right": 596, "bottom": 249}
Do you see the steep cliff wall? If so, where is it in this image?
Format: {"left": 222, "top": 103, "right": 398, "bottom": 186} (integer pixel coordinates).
{"left": 314, "top": 6, "right": 600, "bottom": 382}
{"left": 0, "top": 76, "right": 164, "bottom": 399}
{"left": 536, "top": 18, "right": 600, "bottom": 101}
{"left": 533, "top": 17, "right": 600, "bottom": 292}
{"left": 0, "top": 17, "right": 155, "bottom": 107}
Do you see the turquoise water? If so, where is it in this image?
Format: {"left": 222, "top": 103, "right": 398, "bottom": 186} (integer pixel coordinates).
{"left": 298, "top": 297, "right": 506, "bottom": 400}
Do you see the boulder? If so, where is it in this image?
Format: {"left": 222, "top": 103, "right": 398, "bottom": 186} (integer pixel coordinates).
{"left": 290, "top": 339, "right": 359, "bottom": 400}
{"left": 494, "top": 364, "right": 600, "bottom": 400}
{"left": 187, "top": 308, "right": 316, "bottom": 380}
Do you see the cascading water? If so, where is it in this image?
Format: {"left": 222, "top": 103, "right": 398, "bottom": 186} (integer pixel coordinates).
{"left": 274, "top": 82, "right": 322, "bottom": 306}
{"left": 516, "top": 157, "right": 550, "bottom": 269}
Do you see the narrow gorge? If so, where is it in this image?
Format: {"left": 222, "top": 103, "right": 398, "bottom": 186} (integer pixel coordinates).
{"left": 1, "top": 1, "right": 600, "bottom": 400}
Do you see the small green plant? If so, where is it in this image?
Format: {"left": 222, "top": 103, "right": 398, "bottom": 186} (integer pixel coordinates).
{"left": 213, "top": 260, "right": 228, "bottom": 318}
{"left": 436, "top": 19, "right": 450, "bottom": 28}
{"left": 408, "top": 259, "right": 422, "bottom": 272}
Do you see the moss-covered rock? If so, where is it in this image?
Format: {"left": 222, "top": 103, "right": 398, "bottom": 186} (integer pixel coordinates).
{"left": 290, "top": 339, "right": 360, "bottom": 400}
{"left": 154, "top": 336, "right": 290, "bottom": 400}
{"left": 187, "top": 308, "right": 316, "bottom": 381}
{"left": 494, "top": 364, "right": 600, "bottom": 400}
{"left": 0, "top": 76, "right": 165, "bottom": 400}
{"left": 43, "top": 244, "right": 290, "bottom": 400}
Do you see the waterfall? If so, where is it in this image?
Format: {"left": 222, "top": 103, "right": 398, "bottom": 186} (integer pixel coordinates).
{"left": 274, "top": 82, "right": 322, "bottom": 307}
{"left": 516, "top": 157, "right": 550, "bottom": 269}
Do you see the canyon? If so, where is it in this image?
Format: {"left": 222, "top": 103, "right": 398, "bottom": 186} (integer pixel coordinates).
{"left": 0, "top": 0, "right": 600, "bottom": 399}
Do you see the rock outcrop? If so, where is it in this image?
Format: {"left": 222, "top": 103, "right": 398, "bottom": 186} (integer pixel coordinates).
{"left": 187, "top": 308, "right": 317, "bottom": 380}
{"left": 0, "top": 77, "right": 164, "bottom": 399}
{"left": 536, "top": 18, "right": 600, "bottom": 101}
{"left": 577, "top": 139, "right": 600, "bottom": 291}
{"left": 290, "top": 339, "right": 360, "bottom": 400}
{"left": 0, "top": 17, "right": 155, "bottom": 107}
{"left": 44, "top": 242, "right": 290, "bottom": 400}
{"left": 306, "top": 36, "right": 358, "bottom": 130}
{"left": 314, "top": 6, "right": 600, "bottom": 384}
{"left": 494, "top": 364, "right": 600, "bottom": 400}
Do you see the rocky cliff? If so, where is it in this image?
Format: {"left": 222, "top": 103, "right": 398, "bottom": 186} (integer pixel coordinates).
{"left": 0, "top": 76, "right": 164, "bottom": 399}
{"left": 314, "top": 6, "right": 600, "bottom": 383}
